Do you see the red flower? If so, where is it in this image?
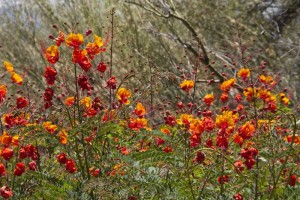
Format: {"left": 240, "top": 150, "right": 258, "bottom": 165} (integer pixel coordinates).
{"left": 163, "top": 146, "right": 173, "bottom": 153}
{"left": 55, "top": 31, "right": 65, "bottom": 46}
{"left": 216, "top": 136, "right": 228, "bottom": 149}
{"left": 234, "top": 160, "right": 244, "bottom": 173}
{"left": 28, "top": 161, "right": 37, "bottom": 171}
{"left": 89, "top": 167, "right": 101, "bottom": 177}
{"left": 233, "top": 193, "right": 243, "bottom": 200}
{"left": 1, "top": 148, "right": 13, "bottom": 161}
{"left": 202, "top": 117, "right": 215, "bottom": 132}
{"left": 220, "top": 92, "right": 228, "bottom": 103}
{"left": 72, "top": 49, "right": 92, "bottom": 72}
{"left": 16, "top": 97, "right": 28, "bottom": 109}
{"left": 244, "top": 158, "right": 255, "bottom": 169}
{"left": 107, "top": 76, "right": 117, "bottom": 89}
{"left": 217, "top": 175, "right": 230, "bottom": 184}
{"left": 44, "top": 66, "right": 57, "bottom": 85}
{"left": 0, "top": 186, "right": 13, "bottom": 199}
{"left": 92, "top": 97, "right": 103, "bottom": 111}
{"left": 288, "top": 174, "right": 297, "bottom": 186}
{"left": 97, "top": 62, "right": 107, "bottom": 73}
{"left": 43, "top": 88, "right": 54, "bottom": 109}
{"left": 240, "top": 147, "right": 258, "bottom": 160}
{"left": 193, "top": 151, "right": 205, "bottom": 164}
{"left": 66, "top": 159, "right": 77, "bottom": 173}
{"left": 177, "top": 101, "right": 184, "bottom": 109}
{"left": 78, "top": 75, "right": 92, "bottom": 91}
{"left": 235, "top": 94, "right": 242, "bottom": 103}
{"left": 14, "top": 162, "right": 26, "bottom": 176}
{"left": 19, "top": 148, "right": 27, "bottom": 159}
{"left": 154, "top": 137, "right": 165, "bottom": 146}
{"left": 164, "top": 115, "right": 176, "bottom": 127}
{"left": 0, "top": 163, "right": 6, "bottom": 176}
{"left": 24, "top": 144, "right": 37, "bottom": 159}
{"left": 57, "top": 152, "right": 68, "bottom": 164}
{"left": 0, "top": 85, "right": 7, "bottom": 103}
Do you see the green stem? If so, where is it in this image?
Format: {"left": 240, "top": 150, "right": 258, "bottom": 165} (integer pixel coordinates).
{"left": 269, "top": 114, "right": 297, "bottom": 199}
{"left": 82, "top": 131, "right": 90, "bottom": 180}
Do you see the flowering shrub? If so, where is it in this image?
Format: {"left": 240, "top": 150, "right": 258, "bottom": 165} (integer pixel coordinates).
{"left": 0, "top": 18, "right": 299, "bottom": 200}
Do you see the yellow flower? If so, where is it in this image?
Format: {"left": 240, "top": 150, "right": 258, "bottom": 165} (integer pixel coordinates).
{"left": 80, "top": 96, "right": 91, "bottom": 109}
{"left": 221, "top": 79, "right": 236, "bottom": 92}
{"left": 203, "top": 94, "right": 214, "bottom": 106}
{"left": 3, "top": 61, "right": 14, "bottom": 73}
{"left": 259, "top": 75, "right": 274, "bottom": 84}
{"left": 45, "top": 45, "right": 60, "bottom": 64}
{"left": 237, "top": 68, "right": 250, "bottom": 81}
{"left": 180, "top": 80, "right": 194, "bottom": 94}
{"left": 66, "top": 33, "right": 84, "bottom": 48}
{"left": 216, "top": 111, "right": 238, "bottom": 129}
{"left": 11, "top": 72, "right": 23, "bottom": 85}
{"left": 117, "top": 88, "right": 131, "bottom": 105}
{"left": 94, "top": 34, "right": 103, "bottom": 47}
{"left": 134, "top": 103, "right": 146, "bottom": 117}
{"left": 176, "top": 114, "right": 194, "bottom": 126}
{"left": 43, "top": 121, "right": 58, "bottom": 134}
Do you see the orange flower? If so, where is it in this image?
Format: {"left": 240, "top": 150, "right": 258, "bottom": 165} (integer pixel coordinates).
{"left": 66, "top": 33, "right": 84, "bottom": 48}
{"left": 134, "top": 102, "right": 146, "bottom": 117}
{"left": 237, "top": 68, "right": 250, "bottom": 81}
{"left": 64, "top": 97, "right": 75, "bottom": 107}
{"left": 220, "top": 92, "right": 228, "bottom": 103}
{"left": 3, "top": 61, "right": 14, "bottom": 73}
{"left": 180, "top": 80, "right": 194, "bottom": 94}
{"left": 0, "top": 132, "right": 12, "bottom": 146}
{"left": 85, "top": 34, "right": 104, "bottom": 59}
{"left": 102, "top": 109, "right": 115, "bottom": 122}
{"left": 160, "top": 127, "right": 171, "bottom": 135}
{"left": 72, "top": 49, "right": 92, "bottom": 72}
{"left": 11, "top": 72, "right": 23, "bottom": 85}
{"left": 221, "top": 79, "right": 236, "bottom": 92}
{"left": 58, "top": 129, "right": 68, "bottom": 145}
{"left": 45, "top": 45, "right": 60, "bottom": 64}
{"left": 233, "top": 133, "right": 244, "bottom": 146}
{"left": 238, "top": 121, "right": 255, "bottom": 140}
{"left": 257, "top": 88, "right": 271, "bottom": 101}
{"left": 189, "top": 118, "right": 204, "bottom": 135}
{"left": 128, "top": 118, "right": 149, "bottom": 131}
{"left": 0, "top": 85, "right": 7, "bottom": 103}
{"left": 203, "top": 94, "right": 214, "bottom": 106}
{"left": 117, "top": 88, "right": 131, "bottom": 105}
{"left": 43, "top": 121, "right": 57, "bottom": 134}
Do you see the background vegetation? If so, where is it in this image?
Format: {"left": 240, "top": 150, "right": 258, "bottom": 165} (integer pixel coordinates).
{"left": 0, "top": 0, "right": 299, "bottom": 199}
